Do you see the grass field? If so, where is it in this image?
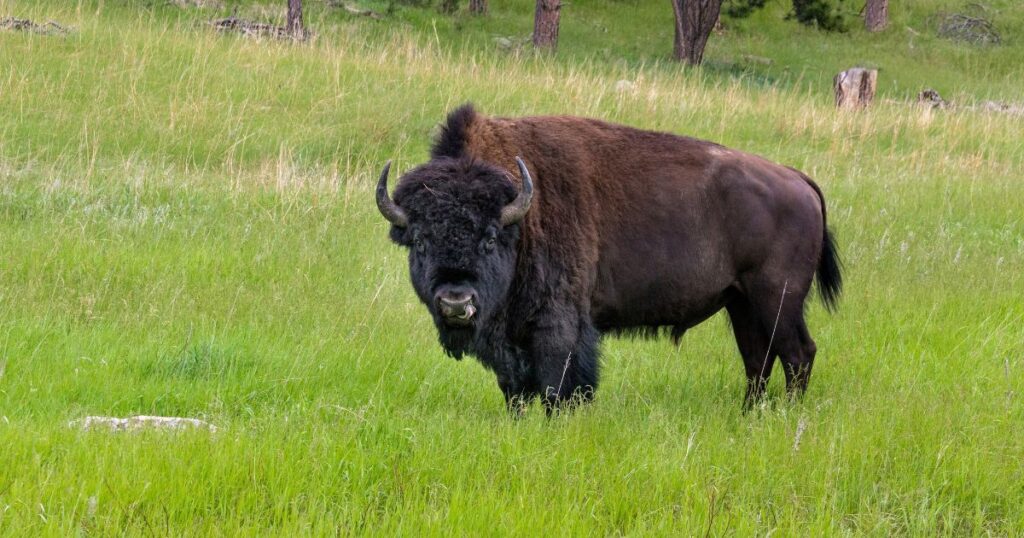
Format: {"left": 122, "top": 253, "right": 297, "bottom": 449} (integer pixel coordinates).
{"left": 1, "top": 0, "right": 1023, "bottom": 534}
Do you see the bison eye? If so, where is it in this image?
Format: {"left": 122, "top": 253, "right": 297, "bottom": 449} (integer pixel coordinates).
{"left": 413, "top": 234, "right": 426, "bottom": 254}
{"left": 484, "top": 237, "right": 496, "bottom": 252}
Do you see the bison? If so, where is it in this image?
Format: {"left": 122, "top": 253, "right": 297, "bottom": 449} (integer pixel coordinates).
{"left": 376, "top": 104, "right": 842, "bottom": 412}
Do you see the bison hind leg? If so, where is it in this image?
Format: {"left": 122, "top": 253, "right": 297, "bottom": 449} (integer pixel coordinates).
{"left": 736, "top": 274, "right": 818, "bottom": 405}
{"left": 780, "top": 318, "right": 817, "bottom": 397}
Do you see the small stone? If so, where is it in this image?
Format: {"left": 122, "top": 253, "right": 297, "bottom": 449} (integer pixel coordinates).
{"left": 614, "top": 80, "right": 635, "bottom": 93}
{"left": 740, "top": 54, "right": 773, "bottom": 66}
{"left": 917, "top": 88, "right": 948, "bottom": 109}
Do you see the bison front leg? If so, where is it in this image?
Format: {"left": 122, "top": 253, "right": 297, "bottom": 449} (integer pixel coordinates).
{"left": 493, "top": 350, "right": 536, "bottom": 417}
{"left": 531, "top": 318, "right": 600, "bottom": 414}
{"left": 499, "top": 383, "right": 531, "bottom": 417}
{"left": 496, "top": 374, "right": 533, "bottom": 418}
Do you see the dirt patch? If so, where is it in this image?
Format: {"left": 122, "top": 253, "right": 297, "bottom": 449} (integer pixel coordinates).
{"left": 1, "top": 17, "right": 72, "bottom": 35}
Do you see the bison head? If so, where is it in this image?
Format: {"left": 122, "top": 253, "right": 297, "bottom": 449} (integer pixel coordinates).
{"left": 376, "top": 157, "right": 533, "bottom": 358}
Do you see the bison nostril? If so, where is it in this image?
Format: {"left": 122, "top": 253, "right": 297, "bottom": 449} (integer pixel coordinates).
{"left": 436, "top": 292, "right": 476, "bottom": 319}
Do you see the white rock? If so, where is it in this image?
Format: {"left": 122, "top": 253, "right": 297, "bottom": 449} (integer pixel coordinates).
{"left": 614, "top": 80, "right": 636, "bottom": 93}
{"left": 71, "top": 415, "right": 217, "bottom": 433}
{"left": 494, "top": 37, "right": 514, "bottom": 50}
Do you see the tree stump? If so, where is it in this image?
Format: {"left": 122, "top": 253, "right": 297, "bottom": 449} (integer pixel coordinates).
{"left": 833, "top": 68, "right": 878, "bottom": 109}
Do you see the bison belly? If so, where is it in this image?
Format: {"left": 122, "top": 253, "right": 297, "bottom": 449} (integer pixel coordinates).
{"left": 587, "top": 161, "right": 786, "bottom": 336}
{"left": 590, "top": 212, "right": 741, "bottom": 334}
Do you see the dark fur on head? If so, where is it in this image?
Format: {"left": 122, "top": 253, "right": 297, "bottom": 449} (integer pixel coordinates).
{"left": 389, "top": 157, "right": 522, "bottom": 359}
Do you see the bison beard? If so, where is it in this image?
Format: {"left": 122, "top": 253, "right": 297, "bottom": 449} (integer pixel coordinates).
{"left": 377, "top": 104, "right": 842, "bottom": 414}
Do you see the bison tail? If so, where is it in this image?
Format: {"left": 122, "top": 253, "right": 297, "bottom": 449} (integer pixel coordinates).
{"left": 797, "top": 170, "right": 843, "bottom": 312}
{"left": 817, "top": 226, "right": 843, "bottom": 312}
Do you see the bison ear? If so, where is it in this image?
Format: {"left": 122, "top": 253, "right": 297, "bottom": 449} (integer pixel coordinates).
{"left": 500, "top": 157, "right": 534, "bottom": 226}
{"left": 375, "top": 161, "right": 409, "bottom": 228}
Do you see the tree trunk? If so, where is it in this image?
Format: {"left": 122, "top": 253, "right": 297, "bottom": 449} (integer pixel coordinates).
{"left": 833, "top": 67, "right": 878, "bottom": 109}
{"left": 469, "top": 0, "right": 487, "bottom": 15}
{"left": 670, "top": 0, "right": 723, "bottom": 66}
{"left": 533, "top": 0, "right": 561, "bottom": 50}
{"left": 439, "top": 0, "right": 458, "bottom": 14}
{"left": 286, "top": 0, "right": 304, "bottom": 39}
{"left": 864, "top": 0, "right": 888, "bottom": 32}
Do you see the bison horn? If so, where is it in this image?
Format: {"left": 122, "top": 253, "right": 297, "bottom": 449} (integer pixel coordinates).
{"left": 500, "top": 157, "right": 534, "bottom": 226}
{"left": 375, "top": 160, "right": 408, "bottom": 228}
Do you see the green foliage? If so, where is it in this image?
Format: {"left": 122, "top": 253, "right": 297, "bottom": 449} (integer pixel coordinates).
{"left": 724, "top": 0, "right": 768, "bottom": 18}
{"left": 789, "top": 0, "right": 848, "bottom": 32}
{"left": 727, "top": 0, "right": 848, "bottom": 32}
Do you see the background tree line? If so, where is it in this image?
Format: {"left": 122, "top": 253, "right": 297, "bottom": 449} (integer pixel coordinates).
{"left": 284, "top": 0, "right": 889, "bottom": 64}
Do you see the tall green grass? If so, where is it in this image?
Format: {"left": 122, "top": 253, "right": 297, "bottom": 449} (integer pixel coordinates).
{"left": 1, "top": 0, "right": 1022, "bottom": 534}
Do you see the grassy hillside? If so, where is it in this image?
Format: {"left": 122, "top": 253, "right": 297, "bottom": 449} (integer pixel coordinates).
{"left": 371, "top": 0, "right": 1024, "bottom": 100}
{"left": 120, "top": 0, "right": 1024, "bottom": 101}
{"left": 1, "top": 0, "right": 1023, "bottom": 534}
